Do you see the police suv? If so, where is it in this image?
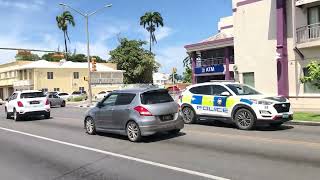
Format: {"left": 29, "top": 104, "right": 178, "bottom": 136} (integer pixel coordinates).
{"left": 179, "top": 82, "right": 293, "bottom": 130}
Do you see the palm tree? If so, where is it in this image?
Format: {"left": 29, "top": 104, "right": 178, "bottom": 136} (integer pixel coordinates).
{"left": 140, "top": 12, "right": 164, "bottom": 53}
{"left": 56, "top": 11, "right": 75, "bottom": 59}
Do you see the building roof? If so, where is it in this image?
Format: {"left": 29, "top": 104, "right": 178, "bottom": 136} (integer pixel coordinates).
{"left": 14, "top": 60, "right": 123, "bottom": 72}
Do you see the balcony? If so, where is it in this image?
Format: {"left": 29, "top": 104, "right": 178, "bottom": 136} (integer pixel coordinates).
{"left": 195, "top": 56, "right": 234, "bottom": 67}
{"left": 13, "top": 80, "right": 33, "bottom": 87}
{"left": 296, "top": 0, "right": 319, "bottom": 6}
{"left": 296, "top": 23, "right": 320, "bottom": 48}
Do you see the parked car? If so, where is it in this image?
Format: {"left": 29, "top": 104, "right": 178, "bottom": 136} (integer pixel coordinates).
{"left": 57, "top": 92, "right": 70, "bottom": 100}
{"left": 95, "top": 91, "right": 112, "bottom": 100}
{"left": 5, "top": 90, "right": 50, "bottom": 121}
{"left": 71, "top": 91, "right": 88, "bottom": 100}
{"left": 179, "top": 82, "right": 293, "bottom": 130}
{"left": 84, "top": 88, "right": 184, "bottom": 142}
{"left": 47, "top": 94, "right": 66, "bottom": 107}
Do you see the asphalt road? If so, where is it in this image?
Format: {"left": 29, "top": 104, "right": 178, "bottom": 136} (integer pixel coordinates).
{"left": 0, "top": 106, "right": 319, "bottom": 180}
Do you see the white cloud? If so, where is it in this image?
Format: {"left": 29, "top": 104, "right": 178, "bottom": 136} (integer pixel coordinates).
{"left": 139, "top": 26, "right": 173, "bottom": 42}
{"left": 0, "top": 0, "right": 44, "bottom": 10}
{"left": 155, "top": 45, "right": 187, "bottom": 74}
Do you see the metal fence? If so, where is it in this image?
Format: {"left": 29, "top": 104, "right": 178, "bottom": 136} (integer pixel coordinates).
{"left": 296, "top": 23, "right": 320, "bottom": 43}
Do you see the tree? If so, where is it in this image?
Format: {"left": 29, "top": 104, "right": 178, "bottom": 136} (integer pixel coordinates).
{"left": 42, "top": 53, "right": 105, "bottom": 63}
{"left": 56, "top": 11, "right": 75, "bottom": 59}
{"left": 15, "top": 53, "right": 40, "bottom": 61}
{"left": 140, "top": 12, "right": 164, "bottom": 52}
{"left": 109, "top": 38, "right": 159, "bottom": 84}
{"left": 301, "top": 61, "right": 320, "bottom": 89}
{"left": 42, "top": 53, "right": 64, "bottom": 62}
{"left": 182, "top": 55, "right": 192, "bottom": 83}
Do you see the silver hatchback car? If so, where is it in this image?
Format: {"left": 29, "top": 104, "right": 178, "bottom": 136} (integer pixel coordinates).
{"left": 84, "top": 88, "right": 184, "bottom": 142}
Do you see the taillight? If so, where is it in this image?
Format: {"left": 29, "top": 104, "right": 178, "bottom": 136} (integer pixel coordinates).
{"left": 134, "top": 106, "right": 153, "bottom": 116}
{"left": 17, "top": 101, "right": 24, "bottom": 107}
{"left": 45, "top": 99, "right": 50, "bottom": 105}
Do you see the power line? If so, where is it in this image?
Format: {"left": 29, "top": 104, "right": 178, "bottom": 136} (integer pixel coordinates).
{"left": 0, "top": 47, "right": 57, "bottom": 53}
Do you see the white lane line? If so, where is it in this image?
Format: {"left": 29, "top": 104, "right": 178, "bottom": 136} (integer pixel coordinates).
{"left": 0, "top": 126, "right": 230, "bottom": 180}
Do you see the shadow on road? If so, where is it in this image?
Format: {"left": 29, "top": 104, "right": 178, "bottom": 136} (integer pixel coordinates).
{"left": 16, "top": 116, "right": 53, "bottom": 122}
{"left": 96, "top": 131, "right": 186, "bottom": 143}
{"left": 197, "top": 120, "right": 294, "bottom": 131}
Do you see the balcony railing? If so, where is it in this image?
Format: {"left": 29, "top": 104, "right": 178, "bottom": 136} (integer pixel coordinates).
{"left": 13, "top": 80, "right": 33, "bottom": 87}
{"left": 296, "top": 23, "right": 320, "bottom": 43}
{"left": 91, "top": 78, "right": 123, "bottom": 84}
{"left": 196, "top": 56, "right": 234, "bottom": 67}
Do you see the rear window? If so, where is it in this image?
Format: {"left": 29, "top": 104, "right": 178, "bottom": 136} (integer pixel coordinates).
{"left": 20, "top": 92, "right": 46, "bottom": 99}
{"left": 141, "top": 90, "right": 173, "bottom": 105}
{"left": 59, "top": 93, "right": 68, "bottom": 96}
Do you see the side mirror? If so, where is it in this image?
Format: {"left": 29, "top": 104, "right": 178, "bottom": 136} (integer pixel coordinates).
{"left": 97, "top": 102, "right": 104, "bottom": 108}
{"left": 5, "top": 98, "right": 8, "bottom": 101}
{"left": 221, "top": 91, "right": 231, "bottom": 96}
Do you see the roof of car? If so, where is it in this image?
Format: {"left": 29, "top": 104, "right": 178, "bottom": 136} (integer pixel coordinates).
{"left": 113, "top": 88, "right": 167, "bottom": 94}
{"left": 187, "top": 82, "right": 240, "bottom": 89}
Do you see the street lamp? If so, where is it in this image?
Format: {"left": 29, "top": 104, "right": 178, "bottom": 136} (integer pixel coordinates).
{"left": 59, "top": 3, "right": 112, "bottom": 104}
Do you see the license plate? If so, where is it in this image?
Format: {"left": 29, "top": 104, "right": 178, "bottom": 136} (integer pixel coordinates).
{"left": 161, "top": 115, "right": 173, "bottom": 121}
{"left": 282, "top": 114, "right": 289, "bottom": 118}
{"left": 30, "top": 101, "right": 40, "bottom": 105}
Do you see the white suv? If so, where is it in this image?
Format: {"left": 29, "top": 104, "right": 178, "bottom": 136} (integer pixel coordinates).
{"left": 5, "top": 90, "right": 50, "bottom": 121}
{"left": 179, "top": 82, "right": 293, "bottom": 130}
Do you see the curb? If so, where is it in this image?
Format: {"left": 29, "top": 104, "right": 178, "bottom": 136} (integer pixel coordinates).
{"left": 285, "top": 120, "right": 320, "bottom": 126}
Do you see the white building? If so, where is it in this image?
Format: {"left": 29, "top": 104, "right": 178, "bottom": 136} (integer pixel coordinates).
{"left": 153, "top": 72, "right": 170, "bottom": 86}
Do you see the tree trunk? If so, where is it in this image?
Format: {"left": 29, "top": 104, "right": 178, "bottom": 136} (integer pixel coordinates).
{"left": 63, "top": 31, "right": 68, "bottom": 60}
{"left": 149, "top": 30, "right": 152, "bottom": 53}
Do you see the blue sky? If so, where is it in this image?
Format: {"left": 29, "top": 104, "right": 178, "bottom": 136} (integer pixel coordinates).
{"left": 0, "top": 0, "right": 231, "bottom": 74}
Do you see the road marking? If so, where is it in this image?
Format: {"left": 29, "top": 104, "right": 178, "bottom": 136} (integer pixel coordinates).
{"left": 0, "top": 126, "right": 230, "bottom": 180}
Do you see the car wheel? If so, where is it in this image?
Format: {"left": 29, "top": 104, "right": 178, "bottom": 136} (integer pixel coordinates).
{"left": 5, "top": 107, "right": 10, "bottom": 119}
{"left": 270, "top": 122, "right": 283, "bottom": 128}
{"left": 169, "top": 129, "right": 181, "bottom": 134}
{"left": 182, "top": 107, "right": 197, "bottom": 124}
{"left": 126, "top": 121, "right": 142, "bottom": 142}
{"left": 13, "top": 109, "right": 21, "bottom": 121}
{"left": 44, "top": 112, "right": 50, "bottom": 119}
{"left": 85, "top": 117, "right": 96, "bottom": 135}
{"left": 61, "top": 101, "right": 66, "bottom": 107}
{"left": 234, "top": 108, "right": 256, "bottom": 130}
{"left": 50, "top": 102, "right": 53, "bottom": 107}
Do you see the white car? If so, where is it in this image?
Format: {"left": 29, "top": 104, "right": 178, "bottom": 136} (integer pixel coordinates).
{"left": 5, "top": 90, "right": 50, "bottom": 121}
{"left": 57, "top": 92, "right": 70, "bottom": 100}
{"left": 95, "top": 91, "right": 112, "bottom": 100}
{"left": 179, "top": 82, "right": 293, "bottom": 130}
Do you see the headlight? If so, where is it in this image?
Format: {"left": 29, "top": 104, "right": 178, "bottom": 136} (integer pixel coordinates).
{"left": 257, "top": 100, "right": 273, "bottom": 105}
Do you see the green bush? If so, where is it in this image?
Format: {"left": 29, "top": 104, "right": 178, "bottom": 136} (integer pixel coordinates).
{"left": 71, "top": 96, "right": 84, "bottom": 102}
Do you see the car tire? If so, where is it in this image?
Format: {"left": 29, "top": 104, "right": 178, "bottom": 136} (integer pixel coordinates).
{"left": 85, "top": 117, "right": 96, "bottom": 135}
{"left": 44, "top": 112, "right": 50, "bottom": 119}
{"left": 234, "top": 108, "right": 256, "bottom": 130}
{"left": 126, "top": 121, "right": 142, "bottom": 142}
{"left": 270, "top": 122, "right": 283, "bottom": 128}
{"left": 13, "top": 109, "right": 21, "bottom": 121}
{"left": 182, "top": 107, "right": 197, "bottom": 124}
{"left": 169, "top": 129, "right": 181, "bottom": 134}
{"left": 5, "top": 107, "right": 10, "bottom": 119}
{"left": 61, "top": 101, "right": 66, "bottom": 107}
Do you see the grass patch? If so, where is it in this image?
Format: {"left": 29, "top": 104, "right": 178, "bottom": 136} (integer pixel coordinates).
{"left": 294, "top": 112, "right": 320, "bottom": 122}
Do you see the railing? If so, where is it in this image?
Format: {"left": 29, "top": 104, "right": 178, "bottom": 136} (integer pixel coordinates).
{"left": 195, "top": 56, "right": 234, "bottom": 67}
{"left": 13, "top": 80, "right": 33, "bottom": 87}
{"left": 296, "top": 23, "right": 320, "bottom": 43}
{"left": 91, "top": 78, "right": 123, "bottom": 84}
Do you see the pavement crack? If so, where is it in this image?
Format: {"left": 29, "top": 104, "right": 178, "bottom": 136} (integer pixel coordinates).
{"left": 52, "top": 155, "right": 110, "bottom": 180}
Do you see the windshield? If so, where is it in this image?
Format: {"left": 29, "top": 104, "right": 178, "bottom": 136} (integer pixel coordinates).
{"left": 20, "top": 92, "right": 46, "bottom": 99}
{"left": 226, "top": 84, "right": 261, "bottom": 95}
{"left": 72, "top": 91, "right": 81, "bottom": 95}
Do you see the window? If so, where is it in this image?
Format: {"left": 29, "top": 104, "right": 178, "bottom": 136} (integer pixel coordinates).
{"left": 303, "top": 68, "right": 320, "bottom": 94}
{"left": 58, "top": 93, "right": 69, "bottom": 96}
{"left": 226, "top": 84, "right": 261, "bottom": 95}
{"left": 79, "top": 87, "right": 85, "bottom": 92}
{"left": 42, "top": 88, "right": 48, "bottom": 93}
{"left": 9, "top": 93, "right": 17, "bottom": 101}
{"left": 308, "top": 6, "right": 320, "bottom": 26}
{"left": 243, "top": 72, "right": 255, "bottom": 87}
{"left": 115, "top": 93, "right": 136, "bottom": 105}
{"left": 102, "top": 94, "right": 118, "bottom": 106}
{"left": 189, "top": 85, "right": 212, "bottom": 95}
{"left": 141, "top": 90, "right": 173, "bottom": 104}
{"left": 54, "top": 88, "right": 60, "bottom": 92}
{"left": 47, "top": 72, "right": 53, "bottom": 79}
{"left": 24, "top": 70, "right": 27, "bottom": 80}
{"left": 20, "top": 92, "right": 46, "bottom": 99}
{"left": 211, "top": 85, "right": 229, "bottom": 96}
{"left": 73, "top": 72, "right": 79, "bottom": 79}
